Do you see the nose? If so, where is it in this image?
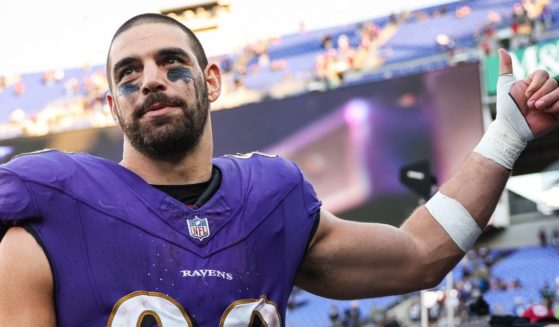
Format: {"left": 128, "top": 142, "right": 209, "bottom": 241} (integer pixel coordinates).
{"left": 141, "top": 62, "right": 167, "bottom": 95}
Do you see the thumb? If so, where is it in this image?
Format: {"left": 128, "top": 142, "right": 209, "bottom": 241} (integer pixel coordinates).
{"left": 498, "top": 48, "right": 513, "bottom": 75}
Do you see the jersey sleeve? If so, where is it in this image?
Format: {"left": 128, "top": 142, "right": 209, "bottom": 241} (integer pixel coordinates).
{"left": 300, "top": 174, "right": 321, "bottom": 219}
{"left": 0, "top": 167, "right": 39, "bottom": 224}
{"left": 266, "top": 155, "right": 322, "bottom": 221}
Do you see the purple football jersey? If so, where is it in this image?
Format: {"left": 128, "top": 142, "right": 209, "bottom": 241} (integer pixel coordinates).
{"left": 0, "top": 150, "right": 321, "bottom": 326}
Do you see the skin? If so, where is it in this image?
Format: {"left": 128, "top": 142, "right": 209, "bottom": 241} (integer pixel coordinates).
{"left": 1, "top": 26, "right": 559, "bottom": 324}
{"left": 0, "top": 227, "right": 55, "bottom": 325}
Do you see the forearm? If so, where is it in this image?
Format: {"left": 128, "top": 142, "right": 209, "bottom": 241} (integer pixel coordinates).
{"left": 438, "top": 152, "right": 510, "bottom": 229}
{"left": 400, "top": 153, "right": 510, "bottom": 287}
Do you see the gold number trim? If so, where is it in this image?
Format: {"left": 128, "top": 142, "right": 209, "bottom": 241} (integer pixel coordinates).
{"left": 107, "top": 290, "right": 193, "bottom": 327}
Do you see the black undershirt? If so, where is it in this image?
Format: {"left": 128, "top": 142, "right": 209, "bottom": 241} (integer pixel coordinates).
{"left": 153, "top": 181, "right": 210, "bottom": 206}
{"left": 152, "top": 166, "right": 221, "bottom": 208}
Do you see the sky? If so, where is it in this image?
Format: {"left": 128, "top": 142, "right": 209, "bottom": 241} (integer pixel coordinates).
{"left": 0, "top": 0, "right": 450, "bottom": 75}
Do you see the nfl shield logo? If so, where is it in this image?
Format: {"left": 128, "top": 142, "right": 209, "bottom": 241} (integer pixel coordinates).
{"left": 187, "top": 216, "right": 210, "bottom": 241}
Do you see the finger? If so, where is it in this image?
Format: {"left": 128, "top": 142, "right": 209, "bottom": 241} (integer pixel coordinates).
{"left": 526, "top": 70, "right": 551, "bottom": 101}
{"left": 524, "top": 71, "right": 536, "bottom": 97}
{"left": 545, "top": 100, "right": 559, "bottom": 114}
{"left": 498, "top": 48, "right": 513, "bottom": 75}
{"left": 534, "top": 82, "right": 559, "bottom": 110}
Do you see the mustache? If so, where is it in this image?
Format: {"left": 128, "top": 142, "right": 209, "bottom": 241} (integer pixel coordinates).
{"left": 134, "top": 93, "right": 187, "bottom": 118}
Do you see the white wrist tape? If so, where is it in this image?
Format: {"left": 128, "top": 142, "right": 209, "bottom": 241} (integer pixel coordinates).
{"left": 474, "top": 74, "right": 533, "bottom": 170}
{"left": 424, "top": 192, "right": 482, "bottom": 252}
{"left": 474, "top": 119, "right": 528, "bottom": 169}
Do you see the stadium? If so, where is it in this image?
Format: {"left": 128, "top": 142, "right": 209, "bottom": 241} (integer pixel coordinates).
{"left": 0, "top": 0, "right": 559, "bottom": 326}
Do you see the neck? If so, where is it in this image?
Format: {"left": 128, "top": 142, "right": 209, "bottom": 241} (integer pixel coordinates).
{"left": 120, "top": 124, "right": 214, "bottom": 185}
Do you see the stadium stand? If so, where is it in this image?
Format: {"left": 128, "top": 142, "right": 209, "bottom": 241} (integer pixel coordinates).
{"left": 1, "top": 0, "right": 557, "bottom": 139}
{"left": 485, "top": 246, "right": 559, "bottom": 315}
{"left": 286, "top": 290, "right": 400, "bottom": 326}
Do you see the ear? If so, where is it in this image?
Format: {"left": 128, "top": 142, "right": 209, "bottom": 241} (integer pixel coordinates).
{"left": 106, "top": 92, "right": 121, "bottom": 126}
{"left": 204, "top": 63, "right": 222, "bottom": 103}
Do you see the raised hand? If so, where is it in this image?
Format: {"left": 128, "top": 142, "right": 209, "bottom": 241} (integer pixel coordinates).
{"left": 501, "top": 48, "right": 559, "bottom": 138}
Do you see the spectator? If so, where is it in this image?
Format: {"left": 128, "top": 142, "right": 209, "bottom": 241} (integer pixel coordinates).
{"left": 219, "top": 55, "right": 234, "bottom": 74}
{"left": 349, "top": 300, "right": 361, "bottom": 327}
{"left": 342, "top": 308, "right": 351, "bottom": 327}
{"left": 64, "top": 78, "right": 81, "bottom": 96}
{"left": 468, "top": 293, "right": 490, "bottom": 317}
{"left": 455, "top": 5, "right": 472, "bottom": 18}
{"left": 0, "top": 75, "right": 7, "bottom": 92}
{"left": 13, "top": 79, "right": 25, "bottom": 96}
{"left": 541, "top": 4, "right": 553, "bottom": 31}
{"left": 540, "top": 228, "right": 549, "bottom": 247}
{"left": 369, "top": 304, "right": 382, "bottom": 325}
{"left": 328, "top": 304, "right": 340, "bottom": 326}
{"left": 513, "top": 296, "right": 527, "bottom": 317}
{"left": 522, "top": 298, "right": 558, "bottom": 323}
{"left": 542, "top": 282, "right": 555, "bottom": 303}
{"left": 551, "top": 228, "right": 559, "bottom": 250}
{"left": 321, "top": 34, "right": 334, "bottom": 50}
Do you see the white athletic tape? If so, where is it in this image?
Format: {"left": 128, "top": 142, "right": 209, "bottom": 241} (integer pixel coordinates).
{"left": 424, "top": 192, "right": 482, "bottom": 252}
{"left": 474, "top": 74, "right": 533, "bottom": 170}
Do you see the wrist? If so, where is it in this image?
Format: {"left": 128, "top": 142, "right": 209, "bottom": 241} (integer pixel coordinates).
{"left": 473, "top": 119, "right": 527, "bottom": 170}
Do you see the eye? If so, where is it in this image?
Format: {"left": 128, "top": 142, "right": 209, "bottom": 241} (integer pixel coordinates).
{"left": 117, "top": 68, "right": 137, "bottom": 81}
{"left": 123, "top": 68, "right": 135, "bottom": 76}
{"left": 165, "top": 57, "right": 183, "bottom": 66}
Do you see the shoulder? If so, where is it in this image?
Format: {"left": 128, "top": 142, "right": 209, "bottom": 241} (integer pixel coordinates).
{"left": 217, "top": 151, "right": 304, "bottom": 188}
{"left": 0, "top": 150, "right": 99, "bottom": 220}
{"left": 2, "top": 149, "right": 99, "bottom": 183}
{"left": 215, "top": 152, "right": 321, "bottom": 216}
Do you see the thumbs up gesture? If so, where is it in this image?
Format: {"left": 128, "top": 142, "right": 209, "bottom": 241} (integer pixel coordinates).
{"left": 499, "top": 48, "right": 559, "bottom": 138}
{"left": 473, "top": 49, "right": 559, "bottom": 170}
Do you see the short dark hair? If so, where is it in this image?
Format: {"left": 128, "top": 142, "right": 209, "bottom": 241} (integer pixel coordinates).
{"left": 106, "top": 13, "right": 208, "bottom": 89}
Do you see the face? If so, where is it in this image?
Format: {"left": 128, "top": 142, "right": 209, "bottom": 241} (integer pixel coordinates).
{"left": 107, "top": 23, "right": 212, "bottom": 159}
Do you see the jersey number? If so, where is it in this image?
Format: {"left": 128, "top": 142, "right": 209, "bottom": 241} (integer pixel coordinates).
{"left": 107, "top": 291, "right": 281, "bottom": 326}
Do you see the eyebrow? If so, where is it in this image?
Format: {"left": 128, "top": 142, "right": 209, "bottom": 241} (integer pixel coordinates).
{"left": 112, "top": 56, "right": 140, "bottom": 81}
{"left": 155, "top": 47, "right": 193, "bottom": 63}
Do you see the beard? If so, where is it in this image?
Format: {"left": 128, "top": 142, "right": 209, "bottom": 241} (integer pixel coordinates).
{"left": 117, "top": 81, "right": 209, "bottom": 160}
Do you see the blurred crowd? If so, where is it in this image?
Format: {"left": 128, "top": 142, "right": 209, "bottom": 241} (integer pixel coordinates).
{"left": 286, "top": 246, "right": 559, "bottom": 327}
{"left": 0, "top": 69, "right": 113, "bottom": 140}
{"left": 411, "top": 246, "right": 559, "bottom": 326}
{"left": 477, "top": 0, "right": 553, "bottom": 55}
{"left": 0, "top": 0, "right": 555, "bottom": 139}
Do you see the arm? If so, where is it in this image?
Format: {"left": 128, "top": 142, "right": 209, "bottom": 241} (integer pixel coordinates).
{"left": 297, "top": 154, "right": 507, "bottom": 299}
{"left": 0, "top": 227, "right": 56, "bottom": 325}
{"left": 296, "top": 50, "right": 559, "bottom": 299}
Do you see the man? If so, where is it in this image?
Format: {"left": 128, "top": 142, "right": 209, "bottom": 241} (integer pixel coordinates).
{"left": 1, "top": 13, "right": 558, "bottom": 326}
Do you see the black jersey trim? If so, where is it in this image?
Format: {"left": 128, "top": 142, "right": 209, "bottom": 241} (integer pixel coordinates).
{"left": 295, "top": 210, "right": 321, "bottom": 272}
{"left": 193, "top": 166, "right": 222, "bottom": 209}
{"left": 22, "top": 223, "right": 59, "bottom": 315}
{"left": 306, "top": 211, "right": 321, "bottom": 254}
{"left": 0, "top": 223, "right": 6, "bottom": 241}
